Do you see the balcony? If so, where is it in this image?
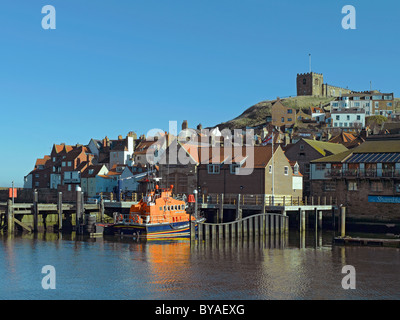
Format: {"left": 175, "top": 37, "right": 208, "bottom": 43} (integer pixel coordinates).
{"left": 325, "top": 169, "right": 400, "bottom": 178}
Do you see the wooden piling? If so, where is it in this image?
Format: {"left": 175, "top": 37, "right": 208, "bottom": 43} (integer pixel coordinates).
{"left": 7, "top": 199, "right": 14, "bottom": 233}
{"left": 198, "top": 223, "right": 203, "bottom": 241}
{"left": 340, "top": 207, "right": 346, "bottom": 237}
{"left": 57, "top": 192, "right": 63, "bottom": 231}
{"left": 318, "top": 211, "right": 323, "bottom": 230}
{"left": 275, "top": 215, "right": 280, "bottom": 235}
{"left": 33, "top": 191, "right": 38, "bottom": 232}
{"left": 219, "top": 193, "right": 224, "bottom": 223}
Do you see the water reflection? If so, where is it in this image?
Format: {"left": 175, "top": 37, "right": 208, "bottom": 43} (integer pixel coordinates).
{"left": 1, "top": 230, "right": 400, "bottom": 300}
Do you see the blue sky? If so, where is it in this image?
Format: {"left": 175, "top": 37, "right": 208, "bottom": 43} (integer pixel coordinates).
{"left": 1, "top": 0, "right": 399, "bottom": 187}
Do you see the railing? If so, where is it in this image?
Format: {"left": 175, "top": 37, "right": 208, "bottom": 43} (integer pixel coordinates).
{"left": 325, "top": 169, "right": 400, "bottom": 178}
{"left": 198, "top": 194, "right": 336, "bottom": 206}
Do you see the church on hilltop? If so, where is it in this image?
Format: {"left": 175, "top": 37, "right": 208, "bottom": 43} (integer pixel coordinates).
{"left": 296, "top": 72, "right": 352, "bottom": 97}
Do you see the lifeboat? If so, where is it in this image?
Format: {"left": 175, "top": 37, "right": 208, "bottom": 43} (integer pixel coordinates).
{"left": 105, "top": 185, "right": 203, "bottom": 239}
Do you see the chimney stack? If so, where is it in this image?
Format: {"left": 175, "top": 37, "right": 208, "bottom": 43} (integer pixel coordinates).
{"left": 182, "top": 120, "right": 188, "bottom": 131}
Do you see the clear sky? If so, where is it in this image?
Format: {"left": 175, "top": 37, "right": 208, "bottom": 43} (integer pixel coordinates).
{"left": 1, "top": 0, "right": 399, "bottom": 187}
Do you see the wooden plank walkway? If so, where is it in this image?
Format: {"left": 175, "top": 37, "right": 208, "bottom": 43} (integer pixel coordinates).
{"left": 334, "top": 237, "right": 400, "bottom": 248}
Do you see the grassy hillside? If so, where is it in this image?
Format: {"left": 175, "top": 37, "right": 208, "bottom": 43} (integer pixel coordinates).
{"left": 214, "top": 96, "right": 333, "bottom": 130}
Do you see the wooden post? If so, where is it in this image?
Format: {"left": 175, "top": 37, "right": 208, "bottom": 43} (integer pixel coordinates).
{"left": 224, "top": 224, "right": 229, "bottom": 240}
{"left": 265, "top": 214, "right": 269, "bottom": 235}
{"left": 340, "top": 207, "right": 346, "bottom": 237}
{"left": 254, "top": 215, "right": 259, "bottom": 237}
{"left": 76, "top": 189, "right": 83, "bottom": 233}
{"left": 33, "top": 190, "right": 38, "bottom": 233}
{"left": 219, "top": 225, "right": 224, "bottom": 240}
{"left": 248, "top": 216, "right": 254, "bottom": 239}
{"left": 275, "top": 215, "right": 280, "bottom": 235}
{"left": 231, "top": 223, "right": 236, "bottom": 240}
{"left": 323, "top": 196, "right": 327, "bottom": 205}
{"left": 300, "top": 210, "right": 305, "bottom": 232}
{"left": 270, "top": 214, "right": 275, "bottom": 234}
{"left": 314, "top": 208, "right": 318, "bottom": 231}
{"left": 190, "top": 221, "right": 195, "bottom": 241}
{"left": 211, "top": 225, "right": 217, "bottom": 240}
{"left": 57, "top": 192, "right": 63, "bottom": 231}
{"left": 7, "top": 199, "right": 14, "bottom": 234}
{"left": 205, "top": 224, "right": 210, "bottom": 240}
{"left": 236, "top": 194, "right": 242, "bottom": 220}
{"left": 100, "top": 199, "right": 105, "bottom": 222}
{"left": 243, "top": 219, "right": 248, "bottom": 239}
{"left": 219, "top": 193, "right": 224, "bottom": 223}
{"left": 263, "top": 194, "right": 267, "bottom": 214}
{"left": 318, "top": 211, "right": 323, "bottom": 230}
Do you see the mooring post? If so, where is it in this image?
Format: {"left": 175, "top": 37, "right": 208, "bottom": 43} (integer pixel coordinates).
{"left": 275, "top": 215, "right": 280, "bottom": 235}
{"left": 318, "top": 211, "right": 323, "bottom": 230}
{"left": 314, "top": 208, "right": 318, "bottom": 231}
{"left": 300, "top": 210, "right": 306, "bottom": 232}
{"left": 100, "top": 199, "right": 105, "bottom": 223}
{"left": 76, "top": 189, "right": 83, "bottom": 234}
{"left": 33, "top": 190, "right": 38, "bottom": 233}
{"left": 219, "top": 193, "right": 224, "bottom": 223}
{"left": 270, "top": 214, "right": 275, "bottom": 234}
{"left": 340, "top": 207, "right": 346, "bottom": 237}
{"left": 57, "top": 192, "right": 63, "bottom": 231}
{"left": 236, "top": 194, "right": 242, "bottom": 220}
{"left": 263, "top": 194, "right": 267, "bottom": 214}
{"left": 7, "top": 199, "right": 14, "bottom": 234}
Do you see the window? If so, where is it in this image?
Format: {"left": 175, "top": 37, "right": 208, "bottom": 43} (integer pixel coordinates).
{"left": 35, "top": 174, "right": 40, "bottom": 178}
{"left": 346, "top": 115, "right": 350, "bottom": 120}
{"left": 53, "top": 157, "right": 56, "bottom": 162}
{"left": 365, "top": 96, "right": 370, "bottom": 100}
{"left": 353, "top": 96, "right": 360, "bottom": 100}
{"left": 68, "top": 185, "right": 72, "bottom": 191}
{"left": 348, "top": 181, "right": 357, "bottom": 191}
{"left": 208, "top": 164, "right": 220, "bottom": 174}
{"left": 387, "top": 102, "right": 393, "bottom": 107}
{"left": 230, "top": 164, "right": 241, "bottom": 174}
{"left": 281, "top": 117, "right": 285, "bottom": 123}
{"left": 293, "top": 165, "right": 299, "bottom": 175}
{"left": 35, "top": 182, "right": 39, "bottom": 187}
{"left": 316, "top": 164, "right": 326, "bottom": 170}
{"left": 373, "top": 95, "right": 382, "bottom": 100}
{"left": 303, "top": 78, "right": 306, "bottom": 84}
{"left": 299, "top": 145, "right": 304, "bottom": 150}
{"left": 339, "top": 122, "right": 343, "bottom": 127}
{"left": 370, "top": 182, "right": 383, "bottom": 192}
{"left": 287, "top": 118, "right": 292, "bottom": 122}
{"left": 284, "top": 166, "right": 289, "bottom": 175}
{"left": 375, "top": 102, "right": 379, "bottom": 108}
{"left": 354, "top": 102, "right": 360, "bottom": 107}
{"left": 89, "top": 169, "right": 94, "bottom": 175}
{"left": 344, "top": 122, "right": 348, "bottom": 127}
{"left": 384, "top": 95, "right": 393, "bottom": 100}
{"left": 396, "top": 184, "right": 400, "bottom": 193}
{"left": 357, "top": 115, "right": 361, "bottom": 121}
{"left": 163, "top": 206, "right": 166, "bottom": 211}
{"left": 324, "top": 181, "right": 336, "bottom": 191}
{"left": 67, "top": 161, "right": 72, "bottom": 167}
{"left": 336, "top": 115, "right": 340, "bottom": 120}
{"left": 287, "top": 109, "right": 293, "bottom": 114}
{"left": 269, "top": 165, "right": 272, "bottom": 173}
{"left": 62, "top": 162, "right": 66, "bottom": 167}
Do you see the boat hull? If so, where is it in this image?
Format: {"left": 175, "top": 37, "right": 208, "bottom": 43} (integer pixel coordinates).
{"left": 105, "top": 220, "right": 197, "bottom": 239}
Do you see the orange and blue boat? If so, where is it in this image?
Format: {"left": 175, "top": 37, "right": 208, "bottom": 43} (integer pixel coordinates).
{"left": 105, "top": 185, "right": 204, "bottom": 239}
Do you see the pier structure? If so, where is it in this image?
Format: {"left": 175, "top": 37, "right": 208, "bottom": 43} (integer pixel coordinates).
{"left": 0, "top": 191, "right": 339, "bottom": 237}
{"left": 195, "top": 193, "right": 337, "bottom": 234}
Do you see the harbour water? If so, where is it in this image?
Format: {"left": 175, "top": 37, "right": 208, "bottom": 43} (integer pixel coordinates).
{"left": 1, "top": 230, "right": 400, "bottom": 300}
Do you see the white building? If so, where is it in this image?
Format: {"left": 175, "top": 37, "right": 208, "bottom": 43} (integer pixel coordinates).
{"left": 331, "top": 108, "right": 365, "bottom": 130}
